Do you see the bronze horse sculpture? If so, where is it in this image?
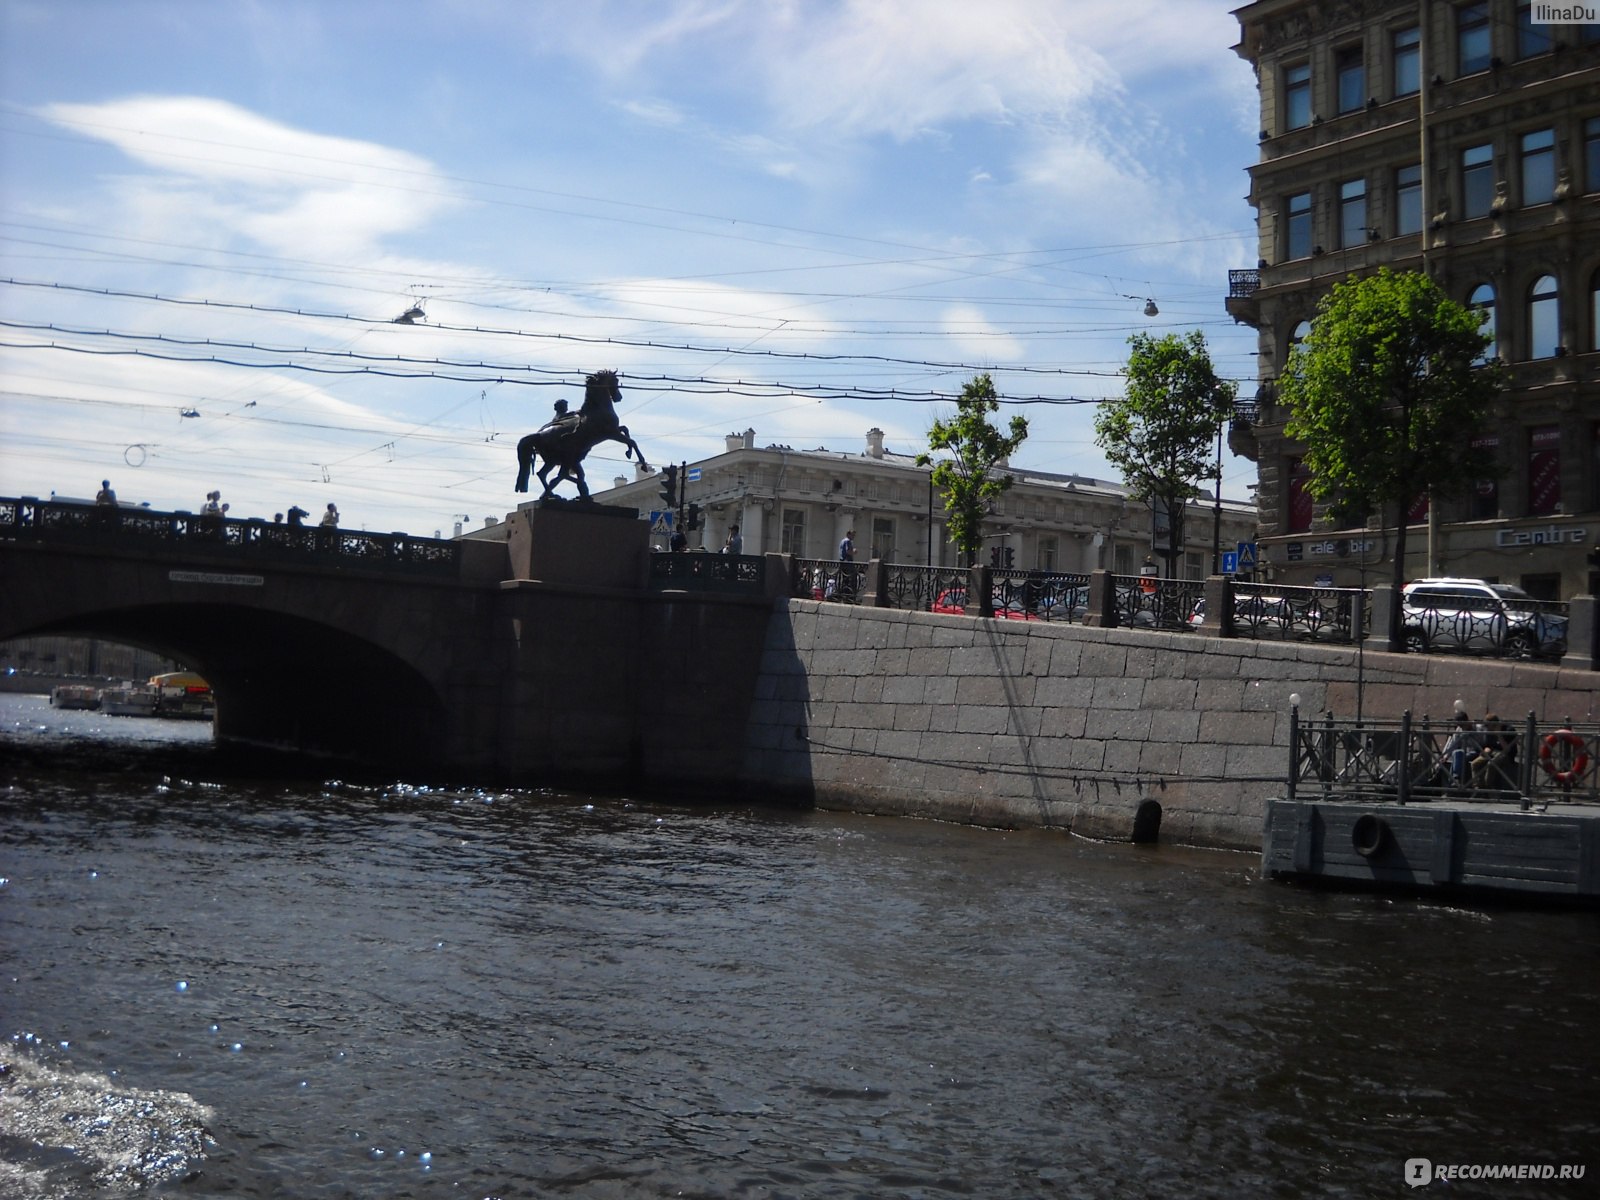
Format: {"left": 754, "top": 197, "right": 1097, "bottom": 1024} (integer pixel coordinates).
{"left": 514, "top": 369, "right": 649, "bottom": 499}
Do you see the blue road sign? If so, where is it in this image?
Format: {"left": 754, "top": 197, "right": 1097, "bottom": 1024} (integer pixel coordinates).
{"left": 1221, "top": 550, "right": 1239, "bottom": 574}
{"left": 686, "top": 466, "right": 702, "bottom": 482}
{"left": 1236, "top": 541, "right": 1258, "bottom": 571}
{"left": 649, "top": 510, "right": 675, "bottom": 533}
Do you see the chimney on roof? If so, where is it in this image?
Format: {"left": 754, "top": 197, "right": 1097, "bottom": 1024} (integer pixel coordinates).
{"left": 866, "top": 427, "right": 885, "bottom": 459}
{"left": 635, "top": 461, "right": 653, "bottom": 479}
{"left": 614, "top": 476, "right": 627, "bottom": 490}
{"left": 726, "top": 432, "right": 743, "bottom": 452}
{"left": 743, "top": 427, "right": 756, "bottom": 450}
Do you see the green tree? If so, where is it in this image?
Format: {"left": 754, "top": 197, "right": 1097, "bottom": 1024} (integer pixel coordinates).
{"left": 1094, "top": 330, "right": 1236, "bottom": 570}
{"left": 1278, "top": 269, "right": 1502, "bottom": 646}
{"left": 916, "top": 374, "right": 1029, "bottom": 567}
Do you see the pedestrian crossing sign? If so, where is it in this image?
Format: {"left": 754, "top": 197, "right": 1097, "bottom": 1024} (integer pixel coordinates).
{"left": 650, "top": 510, "right": 675, "bottom": 533}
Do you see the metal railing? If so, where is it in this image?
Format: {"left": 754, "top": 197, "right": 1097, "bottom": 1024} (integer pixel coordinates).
{"left": 1289, "top": 708, "right": 1600, "bottom": 809}
{"left": 0, "top": 496, "right": 462, "bottom": 576}
{"left": 1400, "top": 590, "right": 1568, "bottom": 660}
{"left": 879, "top": 563, "right": 969, "bottom": 612}
{"left": 1228, "top": 268, "right": 1261, "bottom": 298}
{"left": 792, "top": 557, "right": 868, "bottom": 605}
{"left": 650, "top": 550, "right": 765, "bottom": 592}
{"left": 1224, "top": 582, "right": 1364, "bottom": 644}
{"left": 1110, "top": 573, "right": 1205, "bottom": 631}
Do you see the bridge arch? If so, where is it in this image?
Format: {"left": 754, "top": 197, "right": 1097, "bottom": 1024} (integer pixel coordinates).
{"left": 6, "top": 595, "right": 448, "bottom": 771}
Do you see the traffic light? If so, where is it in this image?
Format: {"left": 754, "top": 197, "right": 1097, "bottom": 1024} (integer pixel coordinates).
{"left": 990, "top": 546, "right": 1002, "bottom": 568}
{"left": 685, "top": 502, "right": 702, "bottom": 531}
{"left": 1003, "top": 546, "right": 1014, "bottom": 569}
{"left": 658, "top": 464, "right": 678, "bottom": 509}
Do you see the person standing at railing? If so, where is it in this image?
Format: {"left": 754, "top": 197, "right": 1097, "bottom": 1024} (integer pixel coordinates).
{"left": 723, "top": 524, "right": 742, "bottom": 555}
{"left": 95, "top": 480, "right": 116, "bottom": 506}
{"left": 838, "top": 529, "right": 857, "bottom": 601}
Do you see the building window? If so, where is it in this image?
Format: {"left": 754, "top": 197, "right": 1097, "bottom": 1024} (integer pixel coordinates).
{"left": 1287, "top": 458, "right": 1314, "bottom": 534}
{"left": 1339, "top": 177, "right": 1368, "bottom": 248}
{"left": 1586, "top": 117, "right": 1600, "bottom": 193}
{"left": 1592, "top": 269, "right": 1600, "bottom": 352}
{"left": 1395, "top": 163, "right": 1423, "bottom": 235}
{"left": 780, "top": 507, "right": 806, "bottom": 556}
{"left": 1287, "top": 320, "right": 1312, "bottom": 366}
{"left": 1529, "top": 426, "right": 1561, "bottom": 516}
{"left": 1393, "top": 26, "right": 1420, "bottom": 97}
{"left": 1336, "top": 45, "right": 1365, "bottom": 114}
{"left": 1458, "top": 2, "right": 1491, "bottom": 74}
{"left": 1528, "top": 275, "right": 1560, "bottom": 359}
{"left": 1516, "top": 2, "right": 1552, "bottom": 57}
{"left": 1037, "top": 535, "right": 1058, "bottom": 572}
{"left": 1470, "top": 436, "right": 1500, "bottom": 520}
{"left": 1284, "top": 62, "right": 1311, "bottom": 130}
{"left": 1468, "top": 283, "right": 1497, "bottom": 362}
{"left": 1462, "top": 143, "right": 1495, "bottom": 218}
{"left": 1285, "top": 191, "right": 1312, "bottom": 259}
{"left": 871, "top": 516, "right": 895, "bottom": 561}
{"left": 1521, "top": 128, "right": 1555, "bottom": 205}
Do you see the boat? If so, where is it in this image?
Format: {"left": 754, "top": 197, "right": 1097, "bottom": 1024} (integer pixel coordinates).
{"left": 99, "top": 684, "right": 160, "bottom": 717}
{"left": 148, "top": 671, "right": 215, "bottom": 720}
{"left": 49, "top": 684, "right": 101, "bottom": 710}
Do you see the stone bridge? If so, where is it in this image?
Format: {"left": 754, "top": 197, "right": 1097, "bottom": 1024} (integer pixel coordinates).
{"left": 9, "top": 495, "right": 1600, "bottom": 849}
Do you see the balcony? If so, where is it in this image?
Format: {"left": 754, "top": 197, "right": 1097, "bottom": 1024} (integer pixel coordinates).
{"left": 1226, "top": 268, "right": 1261, "bottom": 326}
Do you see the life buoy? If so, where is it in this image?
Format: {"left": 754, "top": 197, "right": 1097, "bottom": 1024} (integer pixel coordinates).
{"left": 1538, "top": 728, "right": 1589, "bottom": 785}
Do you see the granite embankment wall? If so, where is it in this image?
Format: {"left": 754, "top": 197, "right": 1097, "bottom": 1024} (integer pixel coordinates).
{"left": 740, "top": 599, "right": 1600, "bottom": 851}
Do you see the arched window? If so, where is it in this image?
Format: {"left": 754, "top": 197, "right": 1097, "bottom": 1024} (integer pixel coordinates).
{"left": 1528, "top": 275, "right": 1559, "bottom": 359}
{"left": 1468, "top": 284, "right": 1496, "bottom": 362}
{"left": 1287, "top": 319, "right": 1311, "bottom": 360}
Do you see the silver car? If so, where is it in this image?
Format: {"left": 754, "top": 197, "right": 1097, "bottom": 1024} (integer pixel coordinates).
{"left": 1400, "top": 578, "right": 1567, "bottom": 659}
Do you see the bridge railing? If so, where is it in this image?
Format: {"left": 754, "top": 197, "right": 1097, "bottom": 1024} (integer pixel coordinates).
{"left": 649, "top": 550, "right": 765, "bottom": 593}
{"left": 0, "top": 497, "right": 462, "bottom": 577}
{"left": 1289, "top": 707, "right": 1600, "bottom": 809}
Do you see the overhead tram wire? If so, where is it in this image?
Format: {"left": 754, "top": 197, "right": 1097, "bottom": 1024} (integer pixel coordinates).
{"left": 0, "top": 276, "right": 1141, "bottom": 376}
{"left": 0, "top": 337, "right": 1129, "bottom": 406}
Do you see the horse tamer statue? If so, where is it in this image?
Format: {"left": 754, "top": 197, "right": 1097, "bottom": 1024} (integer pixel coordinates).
{"left": 514, "top": 369, "right": 650, "bottom": 499}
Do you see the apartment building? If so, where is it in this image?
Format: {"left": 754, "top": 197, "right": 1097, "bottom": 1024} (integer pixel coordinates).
{"left": 594, "top": 427, "right": 1257, "bottom": 579}
{"left": 1228, "top": 0, "right": 1600, "bottom": 598}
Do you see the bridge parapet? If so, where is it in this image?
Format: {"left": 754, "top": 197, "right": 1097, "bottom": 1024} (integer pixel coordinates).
{"left": 1, "top": 497, "right": 463, "bottom": 578}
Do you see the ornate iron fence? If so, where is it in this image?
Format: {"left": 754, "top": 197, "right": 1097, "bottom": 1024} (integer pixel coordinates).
{"left": 1223, "top": 582, "right": 1363, "bottom": 644}
{"left": 1, "top": 497, "right": 461, "bottom": 576}
{"left": 1109, "top": 573, "right": 1204, "bottom": 631}
{"left": 989, "top": 569, "right": 1092, "bottom": 622}
{"left": 791, "top": 557, "right": 867, "bottom": 605}
{"left": 879, "top": 563, "right": 969, "bottom": 612}
{"left": 649, "top": 550, "right": 765, "bottom": 592}
{"left": 1289, "top": 708, "right": 1600, "bottom": 808}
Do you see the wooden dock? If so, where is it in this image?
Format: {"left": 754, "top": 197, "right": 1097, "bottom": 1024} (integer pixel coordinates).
{"left": 1263, "top": 797, "right": 1600, "bottom": 903}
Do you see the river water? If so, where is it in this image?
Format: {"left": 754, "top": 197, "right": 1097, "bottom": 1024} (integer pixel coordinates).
{"left": 2, "top": 692, "right": 1597, "bottom": 1199}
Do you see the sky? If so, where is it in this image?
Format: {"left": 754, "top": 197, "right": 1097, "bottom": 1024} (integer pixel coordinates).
{"left": 0, "top": 0, "right": 1262, "bottom": 538}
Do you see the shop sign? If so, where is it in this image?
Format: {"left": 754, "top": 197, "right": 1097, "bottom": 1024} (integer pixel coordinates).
{"left": 1306, "top": 538, "right": 1374, "bottom": 556}
{"left": 1494, "top": 524, "right": 1588, "bottom": 547}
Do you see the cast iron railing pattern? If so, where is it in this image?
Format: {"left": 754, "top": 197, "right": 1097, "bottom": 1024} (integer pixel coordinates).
{"left": 1399, "top": 588, "right": 1568, "bottom": 660}
{"left": 792, "top": 557, "right": 868, "bottom": 605}
{"left": 1, "top": 497, "right": 461, "bottom": 576}
{"left": 650, "top": 551, "right": 765, "bottom": 592}
{"left": 1228, "top": 582, "right": 1363, "bottom": 643}
{"left": 1289, "top": 709, "right": 1600, "bottom": 808}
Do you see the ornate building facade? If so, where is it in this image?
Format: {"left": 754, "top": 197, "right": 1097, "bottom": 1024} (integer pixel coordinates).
{"left": 1228, "top": 0, "right": 1600, "bottom": 598}
{"left": 593, "top": 427, "right": 1256, "bottom": 579}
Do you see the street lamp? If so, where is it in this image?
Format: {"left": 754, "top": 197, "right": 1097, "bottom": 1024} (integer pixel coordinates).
{"left": 1211, "top": 405, "right": 1226, "bottom": 575}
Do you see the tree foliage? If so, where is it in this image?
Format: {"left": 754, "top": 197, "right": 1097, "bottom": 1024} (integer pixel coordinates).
{"left": 1278, "top": 269, "right": 1503, "bottom": 637}
{"left": 916, "top": 374, "right": 1029, "bottom": 567}
{"left": 1094, "top": 330, "right": 1236, "bottom": 568}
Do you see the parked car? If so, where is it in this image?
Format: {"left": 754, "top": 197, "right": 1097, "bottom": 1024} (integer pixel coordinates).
{"left": 1401, "top": 577, "right": 1567, "bottom": 658}
{"left": 932, "top": 587, "right": 1041, "bottom": 620}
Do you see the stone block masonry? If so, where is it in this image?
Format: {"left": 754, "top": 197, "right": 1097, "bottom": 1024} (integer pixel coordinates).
{"left": 743, "top": 600, "right": 1600, "bottom": 851}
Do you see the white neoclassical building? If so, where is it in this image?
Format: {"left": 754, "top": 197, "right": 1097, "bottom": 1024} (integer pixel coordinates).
{"left": 592, "top": 427, "right": 1257, "bottom": 579}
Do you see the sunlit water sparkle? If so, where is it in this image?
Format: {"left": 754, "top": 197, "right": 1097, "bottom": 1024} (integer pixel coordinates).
{"left": 2, "top": 692, "right": 1597, "bottom": 1198}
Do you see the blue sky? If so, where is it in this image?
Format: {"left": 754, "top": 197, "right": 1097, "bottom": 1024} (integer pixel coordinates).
{"left": 0, "top": 0, "right": 1260, "bottom": 536}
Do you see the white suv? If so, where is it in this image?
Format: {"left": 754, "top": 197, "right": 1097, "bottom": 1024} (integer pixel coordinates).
{"left": 1400, "top": 578, "right": 1567, "bottom": 659}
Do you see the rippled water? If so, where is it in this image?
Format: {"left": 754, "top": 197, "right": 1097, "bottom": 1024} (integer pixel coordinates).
{"left": 2, "top": 693, "right": 1598, "bottom": 1198}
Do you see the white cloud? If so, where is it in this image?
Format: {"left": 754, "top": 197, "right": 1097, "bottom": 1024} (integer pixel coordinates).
{"left": 38, "top": 96, "right": 461, "bottom": 259}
